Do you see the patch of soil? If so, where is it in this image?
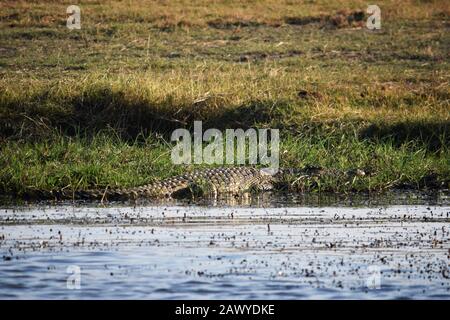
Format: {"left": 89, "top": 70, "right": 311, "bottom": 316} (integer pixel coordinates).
{"left": 236, "top": 49, "right": 303, "bottom": 62}
{"left": 297, "top": 89, "right": 323, "bottom": 100}
{"left": 285, "top": 10, "right": 366, "bottom": 29}
{"left": 0, "top": 46, "right": 17, "bottom": 58}
{"left": 207, "top": 18, "right": 264, "bottom": 29}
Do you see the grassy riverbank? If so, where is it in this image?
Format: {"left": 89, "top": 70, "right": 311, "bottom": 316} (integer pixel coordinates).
{"left": 0, "top": 0, "right": 449, "bottom": 198}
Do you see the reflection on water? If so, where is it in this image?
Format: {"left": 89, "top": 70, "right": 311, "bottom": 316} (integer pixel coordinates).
{"left": 0, "top": 193, "right": 449, "bottom": 299}
{"left": 1, "top": 189, "right": 449, "bottom": 209}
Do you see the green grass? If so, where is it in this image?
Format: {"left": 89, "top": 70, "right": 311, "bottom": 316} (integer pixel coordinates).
{"left": 1, "top": 129, "right": 447, "bottom": 197}
{"left": 0, "top": 0, "right": 449, "bottom": 199}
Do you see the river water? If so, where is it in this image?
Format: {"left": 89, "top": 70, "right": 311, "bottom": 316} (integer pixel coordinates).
{"left": 0, "top": 193, "right": 449, "bottom": 299}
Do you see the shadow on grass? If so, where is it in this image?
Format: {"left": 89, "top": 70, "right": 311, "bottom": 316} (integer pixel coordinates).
{"left": 360, "top": 120, "right": 448, "bottom": 151}
{"left": 0, "top": 85, "right": 447, "bottom": 152}
{"left": 69, "top": 88, "right": 188, "bottom": 138}
{"left": 0, "top": 86, "right": 278, "bottom": 141}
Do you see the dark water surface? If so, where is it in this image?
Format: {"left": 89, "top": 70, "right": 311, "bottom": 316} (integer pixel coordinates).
{"left": 0, "top": 193, "right": 449, "bottom": 299}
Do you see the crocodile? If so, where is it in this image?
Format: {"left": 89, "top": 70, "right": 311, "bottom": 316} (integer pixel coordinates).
{"left": 41, "top": 166, "right": 366, "bottom": 201}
